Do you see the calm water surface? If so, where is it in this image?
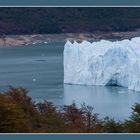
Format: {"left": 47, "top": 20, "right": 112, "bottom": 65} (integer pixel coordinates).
{"left": 0, "top": 42, "right": 140, "bottom": 121}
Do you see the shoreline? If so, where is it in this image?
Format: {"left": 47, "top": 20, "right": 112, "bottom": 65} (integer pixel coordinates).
{"left": 1, "top": 29, "right": 140, "bottom": 46}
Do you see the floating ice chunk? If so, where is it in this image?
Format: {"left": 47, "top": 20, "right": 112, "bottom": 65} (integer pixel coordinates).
{"left": 32, "top": 78, "right": 37, "bottom": 82}
{"left": 44, "top": 41, "right": 48, "bottom": 44}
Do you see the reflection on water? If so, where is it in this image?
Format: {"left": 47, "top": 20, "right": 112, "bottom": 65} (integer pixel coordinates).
{"left": 63, "top": 85, "right": 140, "bottom": 120}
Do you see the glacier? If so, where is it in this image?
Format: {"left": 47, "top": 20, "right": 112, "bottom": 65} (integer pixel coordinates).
{"left": 63, "top": 37, "right": 140, "bottom": 92}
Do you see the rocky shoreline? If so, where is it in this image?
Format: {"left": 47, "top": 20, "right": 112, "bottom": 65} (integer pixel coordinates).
{"left": 1, "top": 29, "right": 140, "bottom": 47}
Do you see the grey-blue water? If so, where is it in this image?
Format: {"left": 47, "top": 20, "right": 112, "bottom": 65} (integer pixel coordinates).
{"left": 0, "top": 42, "right": 140, "bottom": 121}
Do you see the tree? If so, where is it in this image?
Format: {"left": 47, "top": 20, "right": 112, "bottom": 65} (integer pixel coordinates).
{"left": 5, "top": 87, "right": 43, "bottom": 132}
{"left": 81, "top": 103, "right": 99, "bottom": 132}
{"left": 62, "top": 102, "right": 85, "bottom": 132}
{"left": 102, "top": 117, "right": 123, "bottom": 133}
{"left": 124, "top": 103, "right": 140, "bottom": 133}
{"left": 37, "top": 101, "right": 65, "bottom": 133}
{"left": 0, "top": 94, "right": 31, "bottom": 132}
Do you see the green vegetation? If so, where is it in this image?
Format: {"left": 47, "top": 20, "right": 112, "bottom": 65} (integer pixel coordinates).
{"left": 0, "top": 8, "right": 140, "bottom": 35}
{"left": 0, "top": 87, "right": 139, "bottom": 133}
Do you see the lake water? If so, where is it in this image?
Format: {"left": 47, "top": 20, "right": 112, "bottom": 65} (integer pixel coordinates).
{"left": 0, "top": 42, "right": 140, "bottom": 121}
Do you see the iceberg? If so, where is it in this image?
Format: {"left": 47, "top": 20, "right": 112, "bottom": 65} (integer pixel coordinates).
{"left": 63, "top": 37, "right": 140, "bottom": 92}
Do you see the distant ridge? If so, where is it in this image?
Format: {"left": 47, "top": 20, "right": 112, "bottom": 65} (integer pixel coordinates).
{"left": 0, "top": 8, "right": 140, "bottom": 35}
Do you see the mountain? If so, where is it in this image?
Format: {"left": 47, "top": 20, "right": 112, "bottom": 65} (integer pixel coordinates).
{"left": 0, "top": 7, "right": 140, "bottom": 35}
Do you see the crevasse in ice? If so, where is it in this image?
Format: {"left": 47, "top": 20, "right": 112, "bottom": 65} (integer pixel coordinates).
{"left": 63, "top": 37, "right": 140, "bottom": 92}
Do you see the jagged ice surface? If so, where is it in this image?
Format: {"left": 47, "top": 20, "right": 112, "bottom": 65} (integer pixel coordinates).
{"left": 63, "top": 37, "right": 140, "bottom": 92}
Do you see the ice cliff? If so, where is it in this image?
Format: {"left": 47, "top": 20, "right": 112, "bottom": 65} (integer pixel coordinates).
{"left": 63, "top": 37, "right": 140, "bottom": 92}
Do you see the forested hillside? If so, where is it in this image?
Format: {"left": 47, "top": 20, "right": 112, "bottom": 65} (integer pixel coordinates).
{"left": 0, "top": 7, "right": 140, "bottom": 34}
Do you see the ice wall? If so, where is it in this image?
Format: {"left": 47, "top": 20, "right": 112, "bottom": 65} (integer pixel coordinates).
{"left": 63, "top": 37, "right": 140, "bottom": 92}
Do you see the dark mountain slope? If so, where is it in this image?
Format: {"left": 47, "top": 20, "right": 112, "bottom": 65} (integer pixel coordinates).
{"left": 0, "top": 7, "right": 140, "bottom": 35}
